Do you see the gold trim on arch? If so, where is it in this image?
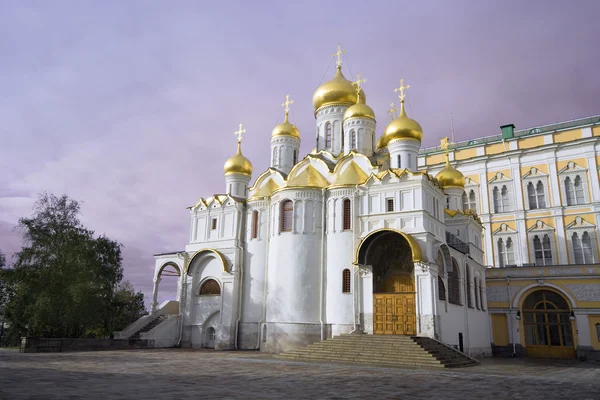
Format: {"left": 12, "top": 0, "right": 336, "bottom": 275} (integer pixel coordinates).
{"left": 185, "top": 248, "right": 228, "bottom": 273}
{"left": 353, "top": 228, "right": 423, "bottom": 264}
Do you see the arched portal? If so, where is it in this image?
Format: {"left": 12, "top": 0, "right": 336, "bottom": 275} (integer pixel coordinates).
{"left": 357, "top": 230, "right": 417, "bottom": 336}
{"left": 152, "top": 262, "right": 182, "bottom": 312}
{"left": 521, "top": 289, "right": 575, "bottom": 359}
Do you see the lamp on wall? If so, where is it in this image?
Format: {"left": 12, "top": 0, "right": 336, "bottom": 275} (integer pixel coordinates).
{"left": 516, "top": 311, "right": 521, "bottom": 320}
{"left": 570, "top": 311, "right": 576, "bottom": 321}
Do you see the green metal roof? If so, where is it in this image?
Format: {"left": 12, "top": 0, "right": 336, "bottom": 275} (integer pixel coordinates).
{"left": 419, "top": 114, "right": 600, "bottom": 156}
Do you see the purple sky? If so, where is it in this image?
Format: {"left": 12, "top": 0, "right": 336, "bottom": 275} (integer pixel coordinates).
{"left": 1, "top": 1, "right": 599, "bottom": 304}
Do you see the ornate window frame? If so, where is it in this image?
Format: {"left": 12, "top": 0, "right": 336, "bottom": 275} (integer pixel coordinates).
{"left": 488, "top": 172, "right": 513, "bottom": 213}
{"left": 566, "top": 216, "right": 598, "bottom": 264}
{"left": 559, "top": 161, "right": 590, "bottom": 206}
{"left": 522, "top": 167, "right": 550, "bottom": 210}
{"left": 493, "top": 223, "right": 518, "bottom": 267}
{"left": 526, "top": 221, "right": 556, "bottom": 266}
{"left": 462, "top": 178, "right": 479, "bottom": 213}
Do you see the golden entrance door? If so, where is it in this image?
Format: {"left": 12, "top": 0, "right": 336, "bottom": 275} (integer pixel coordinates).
{"left": 374, "top": 294, "right": 416, "bottom": 335}
{"left": 374, "top": 274, "right": 416, "bottom": 335}
{"left": 522, "top": 290, "right": 575, "bottom": 359}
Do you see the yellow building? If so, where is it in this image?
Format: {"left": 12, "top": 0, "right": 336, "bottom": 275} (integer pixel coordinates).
{"left": 419, "top": 115, "right": 600, "bottom": 359}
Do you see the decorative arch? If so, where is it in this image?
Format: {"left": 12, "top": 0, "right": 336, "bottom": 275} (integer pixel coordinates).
{"left": 186, "top": 248, "right": 228, "bottom": 274}
{"left": 354, "top": 228, "right": 423, "bottom": 264}
{"left": 512, "top": 283, "right": 577, "bottom": 309}
{"left": 157, "top": 261, "right": 182, "bottom": 279}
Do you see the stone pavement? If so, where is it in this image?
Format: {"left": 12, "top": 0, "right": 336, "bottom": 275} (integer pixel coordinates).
{"left": 1, "top": 348, "right": 599, "bottom": 399}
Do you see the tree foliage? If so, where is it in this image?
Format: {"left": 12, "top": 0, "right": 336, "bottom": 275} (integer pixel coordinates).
{"left": 2, "top": 193, "right": 146, "bottom": 340}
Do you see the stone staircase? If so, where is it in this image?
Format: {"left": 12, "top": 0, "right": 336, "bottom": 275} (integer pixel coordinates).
{"left": 275, "top": 334, "right": 478, "bottom": 369}
{"left": 129, "top": 315, "right": 167, "bottom": 339}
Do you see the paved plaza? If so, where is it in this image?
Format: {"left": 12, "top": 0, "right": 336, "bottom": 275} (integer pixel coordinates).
{"left": 1, "top": 348, "right": 599, "bottom": 399}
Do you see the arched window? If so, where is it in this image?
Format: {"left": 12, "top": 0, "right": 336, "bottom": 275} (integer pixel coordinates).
{"left": 342, "top": 198, "right": 351, "bottom": 230}
{"left": 474, "top": 277, "right": 480, "bottom": 309}
{"left": 498, "top": 238, "right": 515, "bottom": 267}
{"left": 280, "top": 200, "right": 293, "bottom": 232}
{"left": 493, "top": 187, "right": 500, "bottom": 212}
{"left": 438, "top": 275, "right": 446, "bottom": 301}
{"left": 466, "top": 265, "right": 473, "bottom": 308}
{"left": 573, "top": 231, "right": 594, "bottom": 264}
{"left": 448, "top": 259, "right": 461, "bottom": 305}
{"left": 293, "top": 150, "right": 298, "bottom": 165}
{"left": 479, "top": 282, "right": 485, "bottom": 311}
{"left": 325, "top": 123, "right": 332, "bottom": 147}
{"left": 199, "top": 279, "right": 221, "bottom": 295}
{"left": 528, "top": 181, "right": 546, "bottom": 209}
{"left": 351, "top": 130, "right": 356, "bottom": 150}
{"left": 533, "top": 234, "right": 553, "bottom": 266}
{"left": 463, "top": 189, "right": 477, "bottom": 212}
{"left": 397, "top": 154, "right": 402, "bottom": 169}
{"left": 565, "top": 176, "right": 586, "bottom": 206}
{"left": 342, "top": 269, "right": 351, "bottom": 293}
{"left": 501, "top": 185, "right": 510, "bottom": 211}
{"left": 251, "top": 210, "right": 259, "bottom": 239}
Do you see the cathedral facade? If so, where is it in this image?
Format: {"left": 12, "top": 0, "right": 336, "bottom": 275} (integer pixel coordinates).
{"left": 115, "top": 48, "right": 600, "bottom": 360}
{"left": 134, "top": 50, "right": 492, "bottom": 357}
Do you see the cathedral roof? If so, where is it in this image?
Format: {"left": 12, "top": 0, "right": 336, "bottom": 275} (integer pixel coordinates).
{"left": 286, "top": 165, "right": 329, "bottom": 188}
{"left": 333, "top": 161, "right": 369, "bottom": 187}
{"left": 312, "top": 66, "right": 365, "bottom": 113}
{"left": 249, "top": 179, "right": 280, "bottom": 201}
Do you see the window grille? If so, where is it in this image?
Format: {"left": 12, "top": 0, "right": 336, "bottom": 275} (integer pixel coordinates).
{"left": 342, "top": 199, "right": 351, "bottom": 230}
{"left": 211, "top": 218, "right": 217, "bottom": 230}
{"left": 386, "top": 198, "right": 394, "bottom": 212}
{"left": 342, "top": 269, "right": 351, "bottom": 293}
{"left": 325, "top": 123, "right": 332, "bottom": 147}
{"left": 438, "top": 275, "right": 446, "bottom": 301}
{"left": 199, "top": 279, "right": 221, "bottom": 295}
{"left": 280, "top": 200, "right": 293, "bottom": 232}
{"left": 251, "top": 210, "right": 259, "bottom": 239}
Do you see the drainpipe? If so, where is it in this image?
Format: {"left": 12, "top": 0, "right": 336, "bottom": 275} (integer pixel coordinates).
{"left": 349, "top": 184, "right": 361, "bottom": 334}
{"left": 234, "top": 203, "right": 245, "bottom": 350}
{"left": 319, "top": 188, "right": 327, "bottom": 340}
{"left": 507, "top": 275, "right": 516, "bottom": 357}
{"left": 176, "top": 251, "right": 188, "bottom": 347}
{"left": 256, "top": 202, "right": 272, "bottom": 350}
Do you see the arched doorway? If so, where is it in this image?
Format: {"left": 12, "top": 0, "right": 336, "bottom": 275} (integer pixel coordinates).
{"left": 521, "top": 289, "right": 575, "bottom": 359}
{"left": 357, "top": 230, "right": 418, "bottom": 335}
{"left": 204, "top": 327, "right": 216, "bottom": 349}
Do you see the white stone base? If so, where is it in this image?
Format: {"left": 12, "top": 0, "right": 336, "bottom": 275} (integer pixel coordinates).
{"left": 260, "top": 322, "right": 327, "bottom": 353}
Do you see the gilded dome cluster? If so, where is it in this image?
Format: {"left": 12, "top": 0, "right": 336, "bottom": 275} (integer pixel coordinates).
{"left": 378, "top": 101, "right": 423, "bottom": 148}
{"left": 224, "top": 142, "right": 253, "bottom": 176}
{"left": 272, "top": 113, "right": 300, "bottom": 140}
{"left": 312, "top": 66, "right": 365, "bottom": 113}
{"left": 436, "top": 157, "right": 465, "bottom": 188}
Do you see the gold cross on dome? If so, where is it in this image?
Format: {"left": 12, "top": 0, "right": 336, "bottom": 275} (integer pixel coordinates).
{"left": 281, "top": 94, "right": 294, "bottom": 115}
{"left": 352, "top": 73, "right": 367, "bottom": 94}
{"left": 387, "top": 102, "right": 398, "bottom": 119}
{"left": 332, "top": 43, "right": 347, "bottom": 68}
{"left": 393, "top": 79, "right": 410, "bottom": 102}
{"left": 440, "top": 136, "right": 450, "bottom": 151}
{"left": 234, "top": 123, "right": 246, "bottom": 143}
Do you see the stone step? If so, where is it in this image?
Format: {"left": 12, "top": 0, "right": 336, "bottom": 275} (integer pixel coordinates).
{"left": 276, "top": 334, "right": 478, "bottom": 369}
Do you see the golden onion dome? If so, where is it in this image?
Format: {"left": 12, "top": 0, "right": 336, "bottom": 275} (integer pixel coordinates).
{"left": 378, "top": 101, "right": 423, "bottom": 148}
{"left": 436, "top": 158, "right": 465, "bottom": 188}
{"left": 343, "top": 94, "right": 375, "bottom": 121}
{"left": 312, "top": 66, "right": 365, "bottom": 113}
{"left": 272, "top": 113, "right": 300, "bottom": 139}
{"left": 224, "top": 142, "right": 253, "bottom": 176}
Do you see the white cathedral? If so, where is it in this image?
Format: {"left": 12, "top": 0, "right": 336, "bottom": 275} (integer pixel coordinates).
{"left": 123, "top": 49, "right": 492, "bottom": 357}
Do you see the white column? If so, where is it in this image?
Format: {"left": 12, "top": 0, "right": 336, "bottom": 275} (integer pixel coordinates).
{"left": 510, "top": 160, "right": 524, "bottom": 210}
{"left": 554, "top": 216, "right": 568, "bottom": 264}
{"left": 479, "top": 172, "right": 490, "bottom": 214}
{"left": 151, "top": 277, "right": 161, "bottom": 313}
{"left": 586, "top": 155, "right": 600, "bottom": 202}
{"left": 547, "top": 158, "right": 561, "bottom": 207}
